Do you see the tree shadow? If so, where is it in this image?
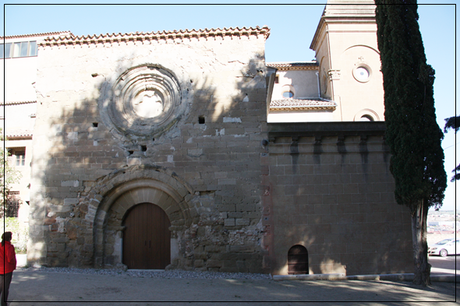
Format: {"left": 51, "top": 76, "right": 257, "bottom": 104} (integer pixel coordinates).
{"left": 266, "top": 124, "right": 413, "bottom": 276}
{"left": 28, "top": 39, "right": 275, "bottom": 274}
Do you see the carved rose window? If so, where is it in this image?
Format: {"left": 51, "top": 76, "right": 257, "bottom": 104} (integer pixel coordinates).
{"left": 99, "top": 64, "right": 182, "bottom": 141}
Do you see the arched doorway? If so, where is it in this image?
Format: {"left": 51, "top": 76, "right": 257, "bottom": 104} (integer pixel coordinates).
{"left": 90, "top": 167, "right": 196, "bottom": 269}
{"left": 122, "top": 203, "right": 171, "bottom": 269}
{"left": 288, "top": 245, "right": 308, "bottom": 275}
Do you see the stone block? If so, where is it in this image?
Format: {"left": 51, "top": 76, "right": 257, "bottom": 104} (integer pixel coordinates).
{"left": 214, "top": 172, "right": 228, "bottom": 179}
{"left": 228, "top": 212, "right": 243, "bottom": 218}
{"left": 61, "top": 180, "right": 80, "bottom": 187}
{"left": 206, "top": 260, "right": 223, "bottom": 268}
{"left": 64, "top": 198, "right": 79, "bottom": 206}
{"left": 205, "top": 245, "right": 223, "bottom": 253}
{"left": 216, "top": 204, "right": 236, "bottom": 212}
{"left": 236, "top": 260, "right": 248, "bottom": 272}
{"left": 218, "top": 178, "right": 236, "bottom": 185}
{"left": 235, "top": 218, "right": 250, "bottom": 226}
{"left": 224, "top": 218, "right": 235, "bottom": 227}
{"left": 229, "top": 245, "right": 255, "bottom": 253}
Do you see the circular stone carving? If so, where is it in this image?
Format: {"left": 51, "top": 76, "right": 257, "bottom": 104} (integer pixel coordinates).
{"left": 132, "top": 89, "right": 164, "bottom": 118}
{"left": 102, "top": 64, "right": 182, "bottom": 139}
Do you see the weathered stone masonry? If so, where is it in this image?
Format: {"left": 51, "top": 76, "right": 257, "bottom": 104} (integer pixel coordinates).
{"left": 29, "top": 27, "right": 271, "bottom": 272}
{"left": 26, "top": 24, "right": 413, "bottom": 275}
{"left": 265, "top": 122, "right": 412, "bottom": 275}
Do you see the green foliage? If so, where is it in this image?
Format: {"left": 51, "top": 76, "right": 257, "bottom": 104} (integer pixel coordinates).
{"left": 444, "top": 116, "right": 460, "bottom": 133}
{"left": 444, "top": 116, "right": 460, "bottom": 181}
{"left": 0, "top": 129, "right": 22, "bottom": 214}
{"left": 375, "top": 0, "right": 447, "bottom": 211}
{"left": 1, "top": 217, "right": 28, "bottom": 253}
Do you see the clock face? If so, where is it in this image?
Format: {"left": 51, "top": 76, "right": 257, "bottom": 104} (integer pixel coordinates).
{"left": 353, "top": 66, "right": 371, "bottom": 83}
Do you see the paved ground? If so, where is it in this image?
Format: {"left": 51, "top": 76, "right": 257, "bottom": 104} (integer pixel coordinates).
{"left": 7, "top": 255, "right": 458, "bottom": 305}
{"left": 5, "top": 269, "right": 459, "bottom": 306}
{"left": 429, "top": 255, "right": 460, "bottom": 275}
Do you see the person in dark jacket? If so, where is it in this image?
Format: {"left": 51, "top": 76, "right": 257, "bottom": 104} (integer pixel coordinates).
{"left": 0, "top": 232, "right": 16, "bottom": 306}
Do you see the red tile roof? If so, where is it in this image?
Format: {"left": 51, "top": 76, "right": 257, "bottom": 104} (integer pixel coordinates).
{"left": 5, "top": 134, "right": 33, "bottom": 140}
{"left": 270, "top": 98, "right": 336, "bottom": 111}
{"left": 2, "top": 101, "right": 37, "bottom": 106}
{"left": 1, "top": 31, "right": 72, "bottom": 40}
{"left": 267, "top": 62, "right": 319, "bottom": 71}
{"left": 40, "top": 26, "right": 270, "bottom": 46}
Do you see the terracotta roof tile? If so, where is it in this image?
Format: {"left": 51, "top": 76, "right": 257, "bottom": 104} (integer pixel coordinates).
{"left": 267, "top": 62, "right": 319, "bottom": 71}
{"left": 2, "top": 101, "right": 37, "bottom": 106}
{"left": 5, "top": 133, "right": 33, "bottom": 139}
{"left": 1, "top": 31, "right": 72, "bottom": 40}
{"left": 270, "top": 98, "right": 336, "bottom": 111}
{"left": 41, "top": 26, "right": 270, "bottom": 47}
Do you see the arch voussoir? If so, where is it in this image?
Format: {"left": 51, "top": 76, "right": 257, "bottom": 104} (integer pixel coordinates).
{"left": 84, "top": 165, "right": 194, "bottom": 268}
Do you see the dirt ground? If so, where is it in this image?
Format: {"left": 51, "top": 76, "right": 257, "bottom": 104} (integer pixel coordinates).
{"left": 7, "top": 233, "right": 455, "bottom": 305}
{"left": 5, "top": 268, "right": 458, "bottom": 306}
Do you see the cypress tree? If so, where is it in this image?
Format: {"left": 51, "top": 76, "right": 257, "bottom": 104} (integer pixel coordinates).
{"left": 375, "top": 0, "right": 447, "bottom": 286}
{"left": 444, "top": 116, "right": 460, "bottom": 181}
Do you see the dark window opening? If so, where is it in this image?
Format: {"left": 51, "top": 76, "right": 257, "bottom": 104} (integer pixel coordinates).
{"left": 8, "top": 147, "right": 26, "bottom": 166}
{"left": 92, "top": 122, "right": 99, "bottom": 127}
{"left": 1, "top": 40, "right": 37, "bottom": 58}
{"left": 141, "top": 145, "right": 147, "bottom": 152}
{"left": 4, "top": 192, "right": 20, "bottom": 218}
{"left": 198, "top": 116, "right": 205, "bottom": 124}
{"left": 360, "top": 115, "right": 374, "bottom": 122}
{"left": 288, "top": 245, "right": 309, "bottom": 275}
{"left": 128, "top": 150, "right": 134, "bottom": 155}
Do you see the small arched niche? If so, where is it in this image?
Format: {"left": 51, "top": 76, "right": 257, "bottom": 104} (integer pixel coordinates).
{"left": 288, "top": 245, "right": 309, "bottom": 275}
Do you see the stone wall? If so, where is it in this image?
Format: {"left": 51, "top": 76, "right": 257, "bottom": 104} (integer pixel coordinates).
{"left": 28, "top": 28, "right": 270, "bottom": 272}
{"left": 265, "top": 122, "right": 413, "bottom": 275}
{"left": 26, "top": 27, "right": 414, "bottom": 276}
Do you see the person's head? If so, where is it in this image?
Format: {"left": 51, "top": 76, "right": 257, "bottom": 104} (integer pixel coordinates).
{"left": 1, "top": 232, "right": 12, "bottom": 246}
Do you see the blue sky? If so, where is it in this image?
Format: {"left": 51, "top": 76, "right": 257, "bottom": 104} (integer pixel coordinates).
{"left": 2, "top": 0, "right": 458, "bottom": 210}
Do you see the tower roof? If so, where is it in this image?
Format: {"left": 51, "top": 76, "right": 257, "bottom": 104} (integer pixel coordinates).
{"left": 323, "top": 0, "right": 376, "bottom": 18}
{"left": 310, "top": 0, "right": 376, "bottom": 51}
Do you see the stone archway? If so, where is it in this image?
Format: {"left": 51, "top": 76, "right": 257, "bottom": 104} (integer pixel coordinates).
{"left": 83, "top": 165, "right": 197, "bottom": 268}
{"left": 99, "top": 185, "right": 183, "bottom": 268}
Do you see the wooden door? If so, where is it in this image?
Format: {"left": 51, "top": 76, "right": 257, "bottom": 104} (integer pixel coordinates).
{"left": 288, "top": 245, "right": 308, "bottom": 275}
{"left": 123, "top": 203, "right": 171, "bottom": 269}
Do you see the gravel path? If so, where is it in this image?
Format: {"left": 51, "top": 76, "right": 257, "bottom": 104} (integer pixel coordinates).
{"left": 9, "top": 267, "right": 457, "bottom": 306}
{"left": 19, "top": 266, "right": 272, "bottom": 280}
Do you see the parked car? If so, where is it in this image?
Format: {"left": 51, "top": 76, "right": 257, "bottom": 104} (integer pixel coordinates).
{"left": 428, "top": 238, "right": 459, "bottom": 257}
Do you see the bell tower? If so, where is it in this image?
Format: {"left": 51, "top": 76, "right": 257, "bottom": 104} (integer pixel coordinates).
{"left": 310, "top": 0, "right": 384, "bottom": 121}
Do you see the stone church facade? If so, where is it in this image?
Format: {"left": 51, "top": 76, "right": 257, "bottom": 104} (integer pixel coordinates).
{"left": 23, "top": 0, "right": 412, "bottom": 275}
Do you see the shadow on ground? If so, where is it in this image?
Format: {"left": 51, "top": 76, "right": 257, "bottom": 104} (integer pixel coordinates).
{"left": 7, "top": 269, "right": 458, "bottom": 305}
